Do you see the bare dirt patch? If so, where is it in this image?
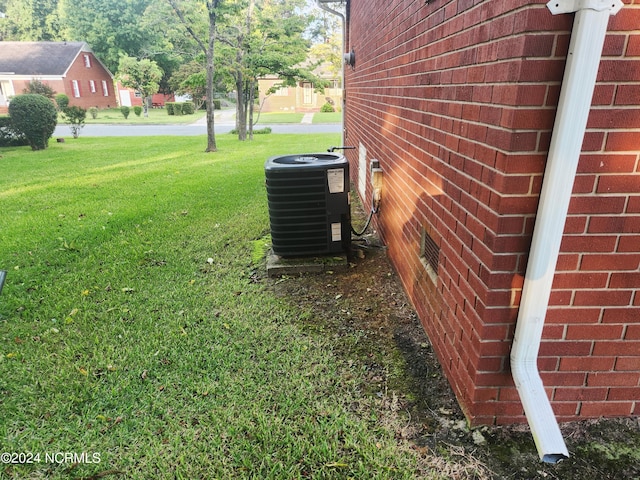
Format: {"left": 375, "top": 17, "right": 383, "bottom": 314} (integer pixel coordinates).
{"left": 267, "top": 228, "right": 640, "bottom": 479}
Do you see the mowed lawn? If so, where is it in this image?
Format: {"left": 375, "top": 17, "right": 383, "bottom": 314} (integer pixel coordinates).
{"left": 0, "top": 135, "right": 428, "bottom": 479}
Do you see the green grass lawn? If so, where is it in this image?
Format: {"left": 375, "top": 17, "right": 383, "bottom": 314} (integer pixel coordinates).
{"left": 255, "top": 112, "right": 305, "bottom": 124}
{"left": 0, "top": 135, "right": 428, "bottom": 479}
{"left": 313, "top": 112, "right": 342, "bottom": 124}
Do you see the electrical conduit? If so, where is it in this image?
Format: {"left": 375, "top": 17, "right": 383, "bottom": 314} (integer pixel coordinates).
{"left": 511, "top": 0, "right": 623, "bottom": 463}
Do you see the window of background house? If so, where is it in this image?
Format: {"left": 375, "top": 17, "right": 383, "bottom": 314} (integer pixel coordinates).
{"left": 83, "top": 54, "right": 91, "bottom": 68}
{"left": 89, "top": 80, "right": 96, "bottom": 93}
{"left": 102, "top": 80, "right": 109, "bottom": 96}
{"left": 72, "top": 80, "right": 80, "bottom": 98}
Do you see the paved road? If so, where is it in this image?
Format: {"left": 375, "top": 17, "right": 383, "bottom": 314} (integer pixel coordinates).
{"left": 54, "top": 122, "right": 342, "bottom": 137}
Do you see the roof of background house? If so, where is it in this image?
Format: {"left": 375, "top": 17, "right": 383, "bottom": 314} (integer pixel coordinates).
{"left": 0, "top": 41, "right": 109, "bottom": 76}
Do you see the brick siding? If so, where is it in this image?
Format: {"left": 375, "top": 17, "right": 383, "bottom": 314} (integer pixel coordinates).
{"left": 344, "top": 0, "right": 639, "bottom": 424}
{"left": 0, "top": 52, "right": 116, "bottom": 114}
{"left": 63, "top": 52, "right": 116, "bottom": 110}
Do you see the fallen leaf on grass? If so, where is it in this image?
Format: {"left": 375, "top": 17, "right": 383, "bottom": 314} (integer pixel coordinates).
{"left": 121, "top": 287, "right": 135, "bottom": 293}
{"left": 325, "top": 462, "right": 348, "bottom": 468}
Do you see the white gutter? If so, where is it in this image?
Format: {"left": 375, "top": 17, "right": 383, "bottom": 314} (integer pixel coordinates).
{"left": 314, "top": 0, "right": 346, "bottom": 145}
{"left": 511, "top": 0, "right": 623, "bottom": 463}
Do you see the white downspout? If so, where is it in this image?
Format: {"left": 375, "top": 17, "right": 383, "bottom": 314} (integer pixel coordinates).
{"left": 314, "top": 0, "right": 346, "bottom": 145}
{"left": 511, "top": 0, "right": 623, "bottom": 463}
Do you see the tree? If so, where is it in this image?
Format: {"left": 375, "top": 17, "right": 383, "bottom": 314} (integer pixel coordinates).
{"left": 165, "top": 0, "right": 224, "bottom": 153}
{"left": 169, "top": 61, "right": 208, "bottom": 111}
{"left": 59, "top": 0, "right": 158, "bottom": 73}
{"left": 117, "top": 56, "right": 163, "bottom": 117}
{"left": 8, "top": 94, "right": 58, "bottom": 150}
{"left": 61, "top": 106, "right": 87, "bottom": 139}
{"left": 23, "top": 79, "right": 56, "bottom": 99}
{"left": 217, "top": 0, "right": 320, "bottom": 141}
{"left": 309, "top": 28, "right": 343, "bottom": 81}
{"left": 1, "top": 0, "right": 60, "bottom": 41}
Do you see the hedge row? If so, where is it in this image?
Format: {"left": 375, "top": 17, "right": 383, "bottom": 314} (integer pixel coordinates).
{"left": 165, "top": 102, "right": 195, "bottom": 115}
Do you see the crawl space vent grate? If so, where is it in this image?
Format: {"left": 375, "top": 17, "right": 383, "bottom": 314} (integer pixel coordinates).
{"left": 420, "top": 227, "right": 440, "bottom": 279}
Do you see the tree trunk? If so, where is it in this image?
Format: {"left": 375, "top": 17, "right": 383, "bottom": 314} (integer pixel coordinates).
{"left": 166, "top": 0, "right": 218, "bottom": 151}
{"left": 205, "top": 7, "right": 217, "bottom": 152}
{"left": 236, "top": 71, "right": 247, "bottom": 141}
{"left": 248, "top": 80, "right": 255, "bottom": 141}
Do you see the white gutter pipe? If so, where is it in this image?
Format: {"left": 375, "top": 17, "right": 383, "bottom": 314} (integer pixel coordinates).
{"left": 314, "top": 0, "right": 346, "bottom": 145}
{"left": 511, "top": 0, "right": 623, "bottom": 463}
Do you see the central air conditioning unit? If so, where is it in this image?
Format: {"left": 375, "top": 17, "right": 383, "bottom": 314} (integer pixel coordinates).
{"left": 265, "top": 153, "right": 350, "bottom": 257}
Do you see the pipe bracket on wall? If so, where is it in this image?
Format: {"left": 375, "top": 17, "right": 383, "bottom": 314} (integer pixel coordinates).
{"left": 547, "top": 0, "right": 623, "bottom": 15}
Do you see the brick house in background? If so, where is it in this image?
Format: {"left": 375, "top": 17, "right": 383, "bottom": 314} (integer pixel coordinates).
{"left": 258, "top": 59, "right": 343, "bottom": 113}
{"left": 335, "top": 0, "right": 639, "bottom": 458}
{"left": 258, "top": 75, "right": 343, "bottom": 113}
{"left": 0, "top": 41, "right": 117, "bottom": 114}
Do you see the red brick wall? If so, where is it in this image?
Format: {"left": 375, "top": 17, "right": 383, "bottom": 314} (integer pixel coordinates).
{"left": 64, "top": 52, "right": 117, "bottom": 109}
{"left": 344, "top": 0, "right": 640, "bottom": 424}
{"left": 0, "top": 52, "right": 116, "bottom": 115}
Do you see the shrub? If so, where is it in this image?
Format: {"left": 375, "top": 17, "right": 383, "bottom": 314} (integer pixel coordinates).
{"left": 8, "top": 94, "right": 58, "bottom": 150}
{"left": 229, "top": 127, "right": 271, "bottom": 135}
{"left": 0, "top": 116, "right": 29, "bottom": 147}
{"left": 213, "top": 99, "right": 221, "bottom": 110}
{"left": 173, "top": 103, "right": 183, "bottom": 116}
{"left": 182, "top": 102, "right": 195, "bottom": 115}
{"left": 23, "top": 80, "right": 56, "bottom": 99}
{"left": 166, "top": 102, "right": 175, "bottom": 115}
{"left": 88, "top": 107, "right": 99, "bottom": 119}
{"left": 120, "top": 106, "right": 131, "bottom": 119}
{"left": 55, "top": 93, "right": 70, "bottom": 111}
{"left": 61, "top": 106, "right": 87, "bottom": 139}
{"left": 133, "top": 106, "right": 143, "bottom": 117}
{"left": 320, "top": 102, "right": 335, "bottom": 113}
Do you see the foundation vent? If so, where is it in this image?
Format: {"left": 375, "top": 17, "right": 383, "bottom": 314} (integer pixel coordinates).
{"left": 420, "top": 227, "right": 439, "bottom": 283}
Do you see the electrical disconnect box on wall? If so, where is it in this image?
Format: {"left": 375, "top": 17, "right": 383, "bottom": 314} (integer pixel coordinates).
{"left": 265, "top": 153, "right": 351, "bottom": 257}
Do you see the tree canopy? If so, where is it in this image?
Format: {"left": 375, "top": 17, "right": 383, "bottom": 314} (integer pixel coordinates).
{"left": 117, "top": 56, "right": 163, "bottom": 117}
{"left": 0, "top": 0, "right": 342, "bottom": 149}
